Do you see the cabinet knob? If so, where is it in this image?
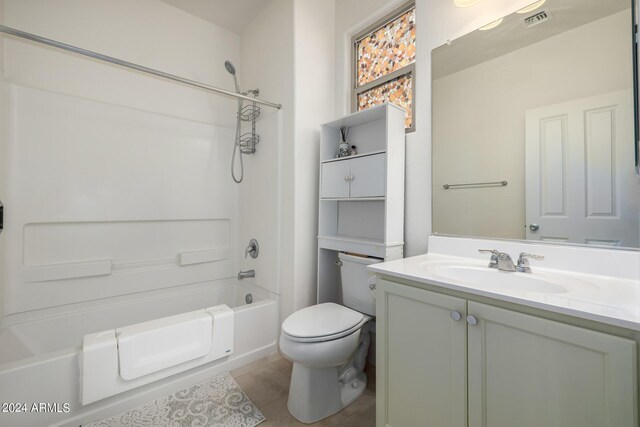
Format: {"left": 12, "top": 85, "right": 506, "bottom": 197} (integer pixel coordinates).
{"left": 350, "top": 175, "right": 355, "bottom": 181}
{"left": 344, "top": 176, "right": 350, "bottom": 181}
{"left": 466, "top": 315, "right": 478, "bottom": 326}
{"left": 450, "top": 311, "right": 462, "bottom": 321}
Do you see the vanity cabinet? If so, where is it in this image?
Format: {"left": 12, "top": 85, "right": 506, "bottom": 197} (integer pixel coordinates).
{"left": 376, "top": 279, "right": 638, "bottom": 427}
{"left": 376, "top": 280, "right": 467, "bottom": 427}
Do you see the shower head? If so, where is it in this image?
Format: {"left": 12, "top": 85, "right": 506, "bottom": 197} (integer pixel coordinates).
{"left": 225, "top": 60, "right": 240, "bottom": 93}
{"left": 224, "top": 60, "right": 236, "bottom": 75}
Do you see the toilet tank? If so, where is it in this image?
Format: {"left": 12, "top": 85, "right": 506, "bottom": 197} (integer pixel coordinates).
{"left": 338, "top": 253, "right": 383, "bottom": 316}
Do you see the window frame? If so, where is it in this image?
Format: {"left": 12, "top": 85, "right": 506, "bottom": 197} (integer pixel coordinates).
{"left": 351, "top": 2, "right": 416, "bottom": 133}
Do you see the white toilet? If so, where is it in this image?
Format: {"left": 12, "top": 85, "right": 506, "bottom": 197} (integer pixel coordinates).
{"left": 279, "top": 252, "right": 380, "bottom": 424}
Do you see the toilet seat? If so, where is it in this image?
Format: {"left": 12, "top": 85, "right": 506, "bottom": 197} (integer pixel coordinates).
{"left": 282, "top": 303, "right": 368, "bottom": 343}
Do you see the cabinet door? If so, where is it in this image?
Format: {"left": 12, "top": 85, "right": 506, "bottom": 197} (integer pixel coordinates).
{"left": 321, "top": 160, "right": 351, "bottom": 198}
{"left": 350, "top": 153, "right": 386, "bottom": 198}
{"left": 467, "top": 302, "right": 638, "bottom": 427}
{"left": 377, "top": 279, "right": 467, "bottom": 427}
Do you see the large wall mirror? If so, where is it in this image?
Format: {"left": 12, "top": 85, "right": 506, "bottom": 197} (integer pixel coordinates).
{"left": 432, "top": 0, "right": 640, "bottom": 249}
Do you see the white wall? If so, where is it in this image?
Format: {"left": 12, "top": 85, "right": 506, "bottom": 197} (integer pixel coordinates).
{"left": 241, "top": 0, "right": 335, "bottom": 323}
{"left": 432, "top": 10, "right": 632, "bottom": 239}
{"left": 292, "top": 0, "right": 335, "bottom": 312}
{"left": 241, "top": 0, "right": 295, "bottom": 325}
{"left": 0, "top": 0, "right": 247, "bottom": 316}
{"left": 240, "top": 0, "right": 294, "bottom": 300}
{"left": 335, "top": 0, "right": 539, "bottom": 256}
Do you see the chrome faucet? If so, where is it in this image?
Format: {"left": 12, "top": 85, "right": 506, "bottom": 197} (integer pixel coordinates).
{"left": 478, "top": 249, "right": 516, "bottom": 272}
{"left": 479, "top": 250, "right": 544, "bottom": 273}
{"left": 238, "top": 269, "right": 255, "bottom": 280}
{"left": 478, "top": 249, "right": 500, "bottom": 269}
{"left": 516, "top": 252, "right": 545, "bottom": 273}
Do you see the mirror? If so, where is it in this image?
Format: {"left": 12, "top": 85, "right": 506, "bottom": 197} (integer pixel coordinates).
{"left": 432, "top": 0, "right": 640, "bottom": 249}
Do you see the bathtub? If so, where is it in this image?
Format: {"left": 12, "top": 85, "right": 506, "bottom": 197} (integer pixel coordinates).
{"left": 0, "top": 279, "right": 279, "bottom": 427}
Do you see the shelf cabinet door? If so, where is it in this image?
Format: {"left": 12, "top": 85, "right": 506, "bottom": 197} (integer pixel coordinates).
{"left": 321, "top": 160, "right": 351, "bottom": 198}
{"left": 377, "top": 279, "right": 467, "bottom": 427}
{"left": 467, "top": 301, "right": 638, "bottom": 427}
{"left": 350, "top": 153, "right": 386, "bottom": 198}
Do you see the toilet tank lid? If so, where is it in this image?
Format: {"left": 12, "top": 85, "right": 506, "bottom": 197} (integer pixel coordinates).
{"left": 282, "top": 303, "right": 364, "bottom": 339}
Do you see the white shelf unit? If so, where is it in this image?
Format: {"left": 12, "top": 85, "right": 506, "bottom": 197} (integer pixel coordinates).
{"left": 317, "top": 103, "right": 405, "bottom": 304}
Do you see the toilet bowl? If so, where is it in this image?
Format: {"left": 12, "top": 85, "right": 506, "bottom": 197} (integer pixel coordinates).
{"left": 279, "top": 253, "right": 380, "bottom": 424}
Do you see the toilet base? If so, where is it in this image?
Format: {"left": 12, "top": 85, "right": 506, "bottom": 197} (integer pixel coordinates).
{"left": 287, "top": 364, "right": 367, "bottom": 424}
{"left": 286, "top": 323, "right": 371, "bottom": 424}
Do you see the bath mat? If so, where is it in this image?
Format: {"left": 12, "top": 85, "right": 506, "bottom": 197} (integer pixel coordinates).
{"left": 85, "top": 372, "right": 265, "bottom": 427}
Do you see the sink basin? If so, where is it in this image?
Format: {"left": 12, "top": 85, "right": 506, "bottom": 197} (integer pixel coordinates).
{"left": 432, "top": 265, "right": 568, "bottom": 294}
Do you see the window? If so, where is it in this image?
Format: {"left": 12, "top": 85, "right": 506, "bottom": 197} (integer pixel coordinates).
{"left": 353, "top": 3, "right": 416, "bottom": 131}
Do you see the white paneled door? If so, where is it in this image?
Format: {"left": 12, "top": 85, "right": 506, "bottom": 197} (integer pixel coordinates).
{"left": 525, "top": 90, "right": 639, "bottom": 247}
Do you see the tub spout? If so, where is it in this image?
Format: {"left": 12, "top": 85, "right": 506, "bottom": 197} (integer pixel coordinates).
{"left": 238, "top": 269, "right": 255, "bottom": 280}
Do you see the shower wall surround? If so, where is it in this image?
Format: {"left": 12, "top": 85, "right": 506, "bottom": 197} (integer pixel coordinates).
{"left": 0, "top": 0, "right": 250, "bottom": 316}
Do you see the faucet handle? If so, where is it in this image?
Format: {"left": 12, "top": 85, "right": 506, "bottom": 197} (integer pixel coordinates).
{"left": 478, "top": 249, "right": 499, "bottom": 255}
{"left": 519, "top": 253, "right": 544, "bottom": 261}
{"left": 516, "top": 252, "right": 544, "bottom": 273}
{"left": 244, "top": 239, "right": 259, "bottom": 259}
{"left": 478, "top": 249, "right": 499, "bottom": 268}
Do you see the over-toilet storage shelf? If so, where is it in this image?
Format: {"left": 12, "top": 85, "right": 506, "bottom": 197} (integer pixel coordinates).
{"left": 317, "top": 103, "right": 405, "bottom": 304}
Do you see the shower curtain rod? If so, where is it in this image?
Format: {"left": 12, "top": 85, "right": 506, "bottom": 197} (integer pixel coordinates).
{"left": 0, "top": 24, "right": 282, "bottom": 109}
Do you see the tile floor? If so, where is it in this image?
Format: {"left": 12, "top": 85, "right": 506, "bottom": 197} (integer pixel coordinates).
{"left": 231, "top": 353, "right": 376, "bottom": 427}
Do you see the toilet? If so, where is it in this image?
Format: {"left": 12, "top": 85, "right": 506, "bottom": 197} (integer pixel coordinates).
{"left": 279, "top": 252, "right": 380, "bottom": 424}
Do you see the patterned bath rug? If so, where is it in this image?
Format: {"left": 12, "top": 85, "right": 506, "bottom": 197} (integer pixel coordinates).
{"left": 85, "top": 372, "right": 265, "bottom": 427}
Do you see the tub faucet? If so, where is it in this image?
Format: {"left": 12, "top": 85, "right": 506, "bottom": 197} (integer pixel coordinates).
{"left": 238, "top": 269, "right": 255, "bottom": 280}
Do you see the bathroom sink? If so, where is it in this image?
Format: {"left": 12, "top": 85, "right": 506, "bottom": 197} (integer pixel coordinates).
{"left": 431, "top": 265, "right": 568, "bottom": 294}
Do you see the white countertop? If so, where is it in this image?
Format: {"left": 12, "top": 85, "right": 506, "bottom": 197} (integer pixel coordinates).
{"left": 368, "top": 252, "right": 640, "bottom": 331}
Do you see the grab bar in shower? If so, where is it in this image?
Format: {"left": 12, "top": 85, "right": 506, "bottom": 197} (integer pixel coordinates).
{"left": 0, "top": 24, "right": 282, "bottom": 109}
{"left": 443, "top": 180, "right": 508, "bottom": 190}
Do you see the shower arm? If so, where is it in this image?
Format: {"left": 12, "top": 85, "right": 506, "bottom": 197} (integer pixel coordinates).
{"left": 0, "top": 24, "right": 282, "bottom": 110}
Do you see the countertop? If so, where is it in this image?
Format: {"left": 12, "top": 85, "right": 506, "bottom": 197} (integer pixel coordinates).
{"left": 368, "top": 253, "right": 640, "bottom": 332}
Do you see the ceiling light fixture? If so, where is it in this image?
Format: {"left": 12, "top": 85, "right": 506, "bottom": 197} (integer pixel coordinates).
{"left": 454, "top": 0, "right": 482, "bottom": 7}
{"left": 516, "top": 0, "right": 546, "bottom": 14}
{"left": 479, "top": 17, "right": 503, "bottom": 31}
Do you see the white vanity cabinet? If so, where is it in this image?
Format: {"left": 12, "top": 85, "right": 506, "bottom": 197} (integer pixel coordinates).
{"left": 376, "top": 279, "right": 638, "bottom": 427}
{"left": 376, "top": 280, "right": 467, "bottom": 427}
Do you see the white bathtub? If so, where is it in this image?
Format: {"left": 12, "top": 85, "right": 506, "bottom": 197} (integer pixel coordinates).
{"left": 0, "top": 279, "right": 279, "bottom": 427}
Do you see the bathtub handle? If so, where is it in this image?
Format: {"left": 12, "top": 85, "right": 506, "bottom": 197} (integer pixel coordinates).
{"left": 244, "top": 239, "right": 259, "bottom": 259}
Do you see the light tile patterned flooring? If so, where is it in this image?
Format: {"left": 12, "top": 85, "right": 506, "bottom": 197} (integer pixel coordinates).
{"left": 231, "top": 353, "right": 376, "bottom": 427}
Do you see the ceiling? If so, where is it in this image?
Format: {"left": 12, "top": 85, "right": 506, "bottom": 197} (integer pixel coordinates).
{"left": 161, "top": 0, "right": 271, "bottom": 34}
{"left": 432, "top": 0, "right": 631, "bottom": 79}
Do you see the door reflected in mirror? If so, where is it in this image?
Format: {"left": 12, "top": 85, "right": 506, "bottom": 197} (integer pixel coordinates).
{"left": 431, "top": 0, "right": 640, "bottom": 249}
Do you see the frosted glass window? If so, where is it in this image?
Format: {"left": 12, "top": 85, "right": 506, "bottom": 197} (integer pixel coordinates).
{"left": 353, "top": 5, "right": 416, "bottom": 131}
{"left": 357, "top": 74, "right": 413, "bottom": 129}
{"left": 356, "top": 8, "right": 416, "bottom": 87}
